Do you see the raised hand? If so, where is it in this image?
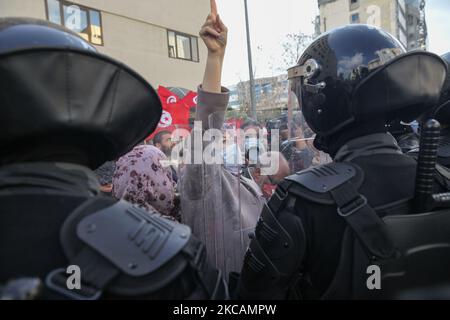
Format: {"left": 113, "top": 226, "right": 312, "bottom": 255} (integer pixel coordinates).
{"left": 199, "top": 14, "right": 228, "bottom": 58}
{"left": 210, "top": 0, "right": 218, "bottom": 19}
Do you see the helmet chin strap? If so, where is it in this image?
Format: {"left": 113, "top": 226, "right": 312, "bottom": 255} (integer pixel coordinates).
{"left": 314, "top": 119, "right": 388, "bottom": 158}
{"left": 313, "top": 135, "right": 331, "bottom": 155}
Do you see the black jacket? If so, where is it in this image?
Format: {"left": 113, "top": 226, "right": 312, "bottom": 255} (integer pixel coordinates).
{"left": 0, "top": 162, "right": 224, "bottom": 300}
{"left": 238, "top": 133, "right": 421, "bottom": 299}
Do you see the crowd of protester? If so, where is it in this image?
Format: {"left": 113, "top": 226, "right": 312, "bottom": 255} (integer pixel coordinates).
{"left": 104, "top": 113, "right": 322, "bottom": 212}
{"left": 98, "top": 103, "right": 325, "bottom": 276}
{"left": 3, "top": 0, "right": 450, "bottom": 300}
{"left": 82, "top": 6, "right": 333, "bottom": 275}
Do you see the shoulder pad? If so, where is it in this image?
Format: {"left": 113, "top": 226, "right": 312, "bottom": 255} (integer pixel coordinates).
{"left": 286, "top": 162, "right": 357, "bottom": 193}
{"left": 283, "top": 162, "right": 364, "bottom": 205}
{"left": 76, "top": 200, "right": 191, "bottom": 277}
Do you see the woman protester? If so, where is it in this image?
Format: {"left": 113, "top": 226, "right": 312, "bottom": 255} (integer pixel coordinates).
{"left": 112, "top": 144, "right": 179, "bottom": 221}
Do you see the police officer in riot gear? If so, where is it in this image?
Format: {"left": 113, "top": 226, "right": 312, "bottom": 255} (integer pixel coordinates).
{"left": 431, "top": 52, "right": 450, "bottom": 168}
{"left": 413, "top": 52, "right": 450, "bottom": 196}
{"left": 405, "top": 53, "right": 450, "bottom": 190}
{"left": 237, "top": 24, "right": 450, "bottom": 299}
{"left": 0, "top": 18, "right": 227, "bottom": 300}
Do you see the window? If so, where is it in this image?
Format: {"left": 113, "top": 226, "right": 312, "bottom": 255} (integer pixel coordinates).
{"left": 398, "top": 30, "right": 407, "bottom": 48}
{"left": 167, "top": 30, "right": 199, "bottom": 62}
{"left": 398, "top": 11, "right": 406, "bottom": 30}
{"left": 47, "top": 0, "right": 61, "bottom": 25}
{"left": 407, "top": 14, "right": 414, "bottom": 25}
{"left": 351, "top": 13, "right": 360, "bottom": 24}
{"left": 45, "top": 0, "right": 103, "bottom": 45}
{"left": 349, "top": 0, "right": 359, "bottom": 10}
{"left": 262, "top": 83, "right": 272, "bottom": 95}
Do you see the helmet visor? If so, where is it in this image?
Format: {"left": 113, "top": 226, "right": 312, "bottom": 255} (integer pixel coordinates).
{"left": 285, "top": 67, "right": 331, "bottom": 173}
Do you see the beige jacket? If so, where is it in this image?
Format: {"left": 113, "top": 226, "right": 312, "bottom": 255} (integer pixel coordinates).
{"left": 179, "top": 86, "right": 265, "bottom": 277}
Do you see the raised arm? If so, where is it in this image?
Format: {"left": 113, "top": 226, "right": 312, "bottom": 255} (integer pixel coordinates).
{"left": 196, "top": 13, "right": 229, "bottom": 130}
{"left": 199, "top": 14, "right": 227, "bottom": 93}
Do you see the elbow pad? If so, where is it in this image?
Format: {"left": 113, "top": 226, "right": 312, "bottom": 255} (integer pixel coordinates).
{"left": 238, "top": 191, "right": 306, "bottom": 299}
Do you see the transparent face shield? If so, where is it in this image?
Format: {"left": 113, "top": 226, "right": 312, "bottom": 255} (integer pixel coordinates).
{"left": 284, "top": 62, "right": 332, "bottom": 174}
{"left": 178, "top": 110, "right": 264, "bottom": 277}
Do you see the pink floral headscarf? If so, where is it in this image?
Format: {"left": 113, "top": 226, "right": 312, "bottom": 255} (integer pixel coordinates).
{"left": 112, "top": 145, "right": 176, "bottom": 217}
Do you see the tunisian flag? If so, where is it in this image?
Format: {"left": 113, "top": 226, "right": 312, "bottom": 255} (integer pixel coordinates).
{"left": 182, "top": 91, "right": 198, "bottom": 108}
{"left": 147, "top": 86, "right": 197, "bottom": 140}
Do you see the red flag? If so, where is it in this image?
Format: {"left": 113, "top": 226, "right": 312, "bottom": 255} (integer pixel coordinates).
{"left": 161, "top": 102, "right": 190, "bottom": 127}
{"left": 224, "top": 118, "right": 244, "bottom": 129}
{"left": 147, "top": 86, "right": 192, "bottom": 141}
{"left": 181, "top": 91, "right": 198, "bottom": 108}
{"left": 157, "top": 86, "right": 179, "bottom": 104}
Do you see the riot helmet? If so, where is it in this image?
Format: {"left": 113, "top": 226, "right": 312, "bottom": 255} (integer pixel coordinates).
{"left": 0, "top": 18, "right": 162, "bottom": 168}
{"left": 432, "top": 52, "right": 450, "bottom": 124}
{"left": 288, "top": 24, "right": 447, "bottom": 154}
{"left": 421, "top": 53, "right": 450, "bottom": 166}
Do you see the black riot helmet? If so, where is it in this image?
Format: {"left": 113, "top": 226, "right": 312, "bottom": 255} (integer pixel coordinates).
{"left": 425, "top": 53, "right": 450, "bottom": 166}
{"left": 288, "top": 24, "right": 447, "bottom": 152}
{"left": 432, "top": 52, "right": 450, "bottom": 124}
{"left": 0, "top": 18, "right": 162, "bottom": 168}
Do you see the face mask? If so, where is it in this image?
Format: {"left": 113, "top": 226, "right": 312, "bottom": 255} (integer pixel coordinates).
{"left": 224, "top": 144, "right": 242, "bottom": 166}
{"left": 245, "top": 137, "right": 259, "bottom": 150}
{"left": 245, "top": 137, "right": 267, "bottom": 165}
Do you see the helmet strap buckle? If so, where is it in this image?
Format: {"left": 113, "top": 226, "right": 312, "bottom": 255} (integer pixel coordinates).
{"left": 304, "top": 80, "right": 326, "bottom": 94}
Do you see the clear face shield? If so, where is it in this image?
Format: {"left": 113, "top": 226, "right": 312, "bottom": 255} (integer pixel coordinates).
{"left": 178, "top": 110, "right": 267, "bottom": 277}
{"left": 283, "top": 61, "right": 332, "bottom": 174}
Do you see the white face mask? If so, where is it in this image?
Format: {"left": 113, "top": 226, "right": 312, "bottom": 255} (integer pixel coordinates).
{"left": 245, "top": 137, "right": 266, "bottom": 165}
{"left": 223, "top": 144, "right": 242, "bottom": 165}
{"left": 245, "top": 137, "right": 259, "bottom": 149}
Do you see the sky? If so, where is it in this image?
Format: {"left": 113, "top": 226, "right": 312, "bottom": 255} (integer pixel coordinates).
{"left": 214, "top": 0, "right": 450, "bottom": 87}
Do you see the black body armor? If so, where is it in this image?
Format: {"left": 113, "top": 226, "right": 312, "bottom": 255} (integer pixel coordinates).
{"left": 0, "top": 187, "right": 227, "bottom": 300}
{"left": 238, "top": 153, "right": 450, "bottom": 299}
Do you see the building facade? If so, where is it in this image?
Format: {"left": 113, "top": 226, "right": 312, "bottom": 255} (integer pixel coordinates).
{"left": 405, "top": 0, "right": 427, "bottom": 50}
{"left": 229, "top": 75, "right": 289, "bottom": 121}
{"left": 316, "top": 0, "right": 426, "bottom": 51}
{"left": 0, "top": 0, "right": 210, "bottom": 90}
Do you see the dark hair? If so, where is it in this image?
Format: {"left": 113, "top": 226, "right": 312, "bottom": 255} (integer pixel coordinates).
{"left": 153, "top": 130, "right": 171, "bottom": 145}
{"left": 241, "top": 119, "right": 261, "bottom": 131}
